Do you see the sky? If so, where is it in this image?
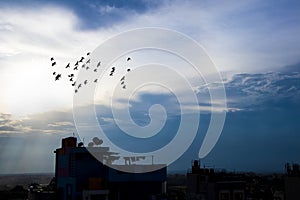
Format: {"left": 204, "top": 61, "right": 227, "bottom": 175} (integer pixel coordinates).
{"left": 0, "top": 0, "right": 300, "bottom": 174}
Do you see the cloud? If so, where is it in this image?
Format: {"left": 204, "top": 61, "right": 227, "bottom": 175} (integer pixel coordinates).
{"left": 48, "top": 121, "right": 74, "bottom": 127}
{"left": 224, "top": 70, "right": 300, "bottom": 109}
{"left": 0, "top": 113, "right": 27, "bottom": 134}
{"left": 0, "top": 5, "right": 111, "bottom": 116}
{"left": 0, "top": 110, "right": 76, "bottom": 136}
{"left": 1, "top": 1, "right": 300, "bottom": 116}
{"left": 117, "top": 0, "right": 300, "bottom": 71}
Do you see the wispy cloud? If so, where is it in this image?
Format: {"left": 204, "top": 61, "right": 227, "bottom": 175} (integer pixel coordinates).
{"left": 224, "top": 71, "right": 300, "bottom": 109}
{"left": 0, "top": 110, "right": 75, "bottom": 136}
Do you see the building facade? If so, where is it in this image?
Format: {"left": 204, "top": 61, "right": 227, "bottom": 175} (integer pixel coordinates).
{"left": 54, "top": 137, "right": 167, "bottom": 200}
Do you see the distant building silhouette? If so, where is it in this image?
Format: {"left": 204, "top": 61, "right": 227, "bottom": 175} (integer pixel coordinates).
{"left": 186, "top": 160, "right": 245, "bottom": 200}
{"left": 285, "top": 162, "right": 300, "bottom": 200}
{"left": 54, "top": 137, "right": 167, "bottom": 200}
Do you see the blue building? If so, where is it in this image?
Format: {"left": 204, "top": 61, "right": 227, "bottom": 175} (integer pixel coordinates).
{"left": 54, "top": 137, "right": 167, "bottom": 200}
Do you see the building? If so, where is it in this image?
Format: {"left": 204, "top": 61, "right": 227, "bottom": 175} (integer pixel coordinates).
{"left": 186, "top": 160, "right": 245, "bottom": 200}
{"left": 54, "top": 136, "right": 167, "bottom": 200}
{"left": 285, "top": 162, "right": 300, "bottom": 200}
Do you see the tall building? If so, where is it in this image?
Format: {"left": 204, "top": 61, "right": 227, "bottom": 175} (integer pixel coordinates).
{"left": 54, "top": 137, "right": 167, "bottom": 200}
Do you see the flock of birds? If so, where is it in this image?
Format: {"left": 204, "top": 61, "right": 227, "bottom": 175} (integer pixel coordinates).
{"left": 50, "top": 52, "right": 132, "bottom": 93}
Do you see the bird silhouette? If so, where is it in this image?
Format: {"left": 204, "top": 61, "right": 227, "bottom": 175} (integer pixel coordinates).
{"left": 94, "top": 69, "right": 97, "bottom": 72}
{"left": 78, "top": 84, "right": 82, "bottom": 89}
{"left": 82, "top": 64, "right": 85, "bottom": 68}
{"left": 75, "top": 61, "right": 79, "bottom": 66}
{"left": 53, "top": 72, "right": 56, "bottom": 75}
{"left": 122, "top": 85, "right": 126, "bottom": 89}
{"left": 97, "top": 62, "right": 101, "bottom": 67}
{"left": 94, "top": 79, "right": 98, "bottom": 83}
{"left": 55, "top": 74, "right": 61, "bottom": 81}
{"left": 86, "top": 59, "right": 90, "bottom": 64}
{"left": 75, "top": 89, "right": 78, "bottom": 93}
{"left": 68, "top": 74, "right": 74, "bottom": 77}
{"left": 110, "top": 67, "right": 115, "bottom": 76}
{"left": 87, "top": 52, "right": 90, "bottom": 56}
{"left": 73, "top": 66, "right": 78, "bottom": 70}
{"left": 121, "top": 81, "right": 125, "bottom": 85}
{"left": 50, "top": 57, "right": 54, "bottom": 61}
{"left": 65, "top": 63, "right": 70, "bottom": 68}
{"left": 72, "top": 82, "right": 76, "bottom": 86}
{"left": 70, "top": 78, "right": 73, "bottom": 82}
{"left": 79, "top": 57, "right": 84, "bottom": 62}
{"left": 127, "top": 57, "right": 131, "bottom": 61}
{"left": 86, "top": 66, "right": 89, "bottom": 70}
{"left": 120, "top": 76, "right": 125, "bottom": 81}
{"left": 84, "top": 80, "right": 88, "bottom": 85}
{"left": 52, "top": 62, "right": 56, "bottom": 66}
{"left": 127, "top": 68, "right": 131, "bottom": 72}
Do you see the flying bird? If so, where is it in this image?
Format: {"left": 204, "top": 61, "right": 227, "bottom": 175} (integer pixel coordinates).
{"left": 94, "top": 69, "right": 97, "bottom": 72}
{"left": 84, "top": 80, "right": 88, "bottom": 85}
{"left": 81, "top": 64, "right": 85, "bottom": 68}
{"left": 127, "top": 68, "right": 131, "bottom": 72}
{"left": 86, "top": 59, "right": 90, "bottom": 64}
{"left": 72, "top": 82, "right": 76, "bottom": 86}
{"left": 121, "top": 81, "right": 125, "bottom": 85}
{"left": 50, "top": 57, "right": 54, "bottom": 61}
{"left": 78, "top": 84, "right": 82, "bottom": 89}
{"left": 69, "top": 78, "right": 73, "bottom": 82}
{"left": 97, "top": 62, "right": 101, "bottom": 67}
{"left": 73, "top": 66, "right": 78, "bottom": 70}
{"left": 120, "top": 76, "right": 125, "bottom": 81}
{"left": 87, "top": 52, "right": 90, "bottom": 56}
{"left": 52, "top": 62, "right": 56, "bottom": 66}
{"left": 75, "top": 61, "right": 79, "bottom": 66}
{"left": 94, "top": 79, "right": 98, "bottom": 83}
{"left": 79, "top": 57, "right": 84, "bottom": 62}
{"left": 86, "top": 66, "right": 89, "bottom": 70}
{"left": 65, "top": 63, "right": 70, "bottom": 68}
{"left": 53, "top": 72, "right": 56, "bottom": 75}
{"left": 122, "top": 85, "right": 126, "bottom": 89}
{"left": 55, "top": 74, "right": 61, "bottom": 81}
{"left": 109, "top": 67, "right": 115, "bottom": 76}
{"left": 75, "top": 89, "right": 78, "bottom": 93}
{"left": 68, "top": 74, "right": 74, "bottom": 77}
{"left": 127, "top": 57, "right": 131, "bottom": 61}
